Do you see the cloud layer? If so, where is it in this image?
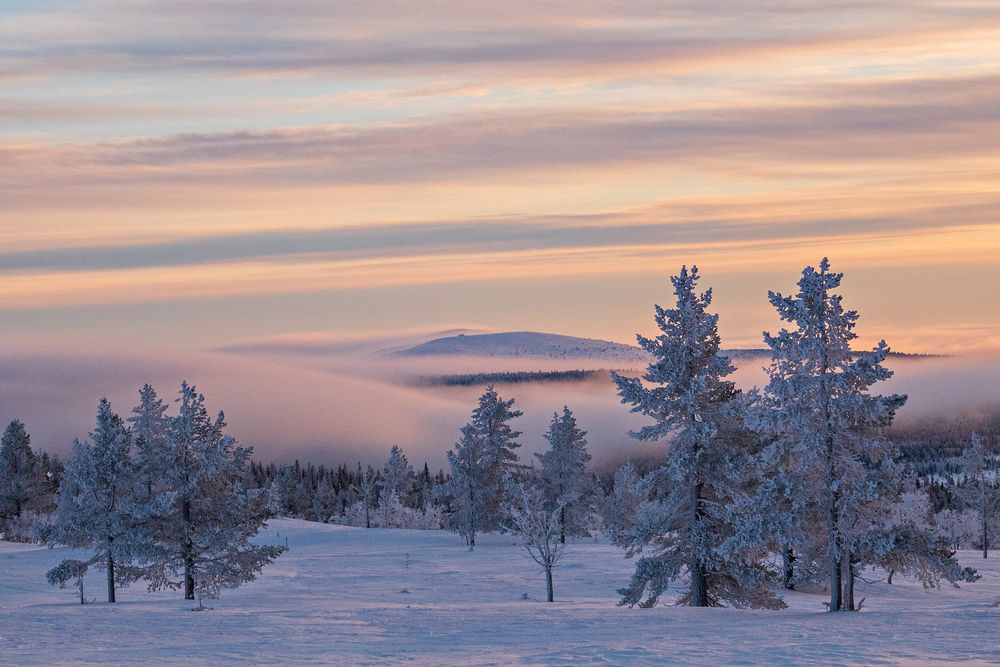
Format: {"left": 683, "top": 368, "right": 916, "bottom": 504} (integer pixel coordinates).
{"left": 1, "top": 1, "right": 998, "bottom": 456}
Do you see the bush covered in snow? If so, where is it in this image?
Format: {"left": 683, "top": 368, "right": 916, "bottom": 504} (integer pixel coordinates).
{"left": 333, "top": 497, "right": 442, "bottom": 530}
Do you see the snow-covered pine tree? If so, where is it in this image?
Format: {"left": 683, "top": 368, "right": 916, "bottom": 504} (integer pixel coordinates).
{"left": 51, "top": 399, "right": 149, "bottom": 602}
{"left": 439, "top": 425, "right": 486, "bottom": 548}
{"left": 502, "top": 474, "right": 565, "bottom": 602}
{"left": 128, "top": 384, "right": 169, "bottom": 502}
{"left": 758, "top": 258, "right": 906, "bottom": 611}
{"left": 145, "top": 382, "right": 285, "bottom": 603}
{"left": 612, "top": 266, "right": 779, "bottom": 608}
{"left": 0, "top": 420, "right": 43, "bottom": 540}
{"left": 535, "top": 407, "right": 594, "bottom": 543}
{"left": 603, "top": 461, "right": 644, "bottom": 544}
{"left": 831, "top": 454, "right": 970, "bottom": 607}
{"left": 868, "top": 489, "right": 977, "bottom": 589}
{"left": 473, "top": 385, "right": 523, "bottom": 528}
{"left": 960, "top": 432, "right": 997, "bottom": 558}
{"left": 754, "top": 426, "right": 805, "bottom": 592}
{"left": 416, "top": 462, "right": 434, "bottom": 508}
{"left": 311, "top": 479, "right": 339, "bottom": 522}
{"left": 378, "top": 446, "right": 414, "bottom": 528}
{"left": 438, "top": 386, "right": 522, "bottom": 549}
{"left": 934, "top": 507, "right": 980, "bottom": 551}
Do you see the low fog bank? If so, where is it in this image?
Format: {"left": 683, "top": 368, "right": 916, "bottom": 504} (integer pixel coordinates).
{"left": 1, "top": 344, "right": 996, "bottom": 470}
{"left": 0, "top": 347, "right": 466, "bottom": 467}
{"left": 0, "top": 346, "right": 656, "bottom": 469}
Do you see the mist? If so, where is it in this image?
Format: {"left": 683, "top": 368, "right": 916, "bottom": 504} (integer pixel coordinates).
{"left": 1, "top": 341, "right": 997, "bottom": 469}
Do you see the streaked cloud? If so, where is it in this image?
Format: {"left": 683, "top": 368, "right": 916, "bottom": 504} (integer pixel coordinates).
{"left": 0, "top": 1, "right": 998, "bottom": 461}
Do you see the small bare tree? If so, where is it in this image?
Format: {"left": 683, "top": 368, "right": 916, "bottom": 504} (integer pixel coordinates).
{"left": 502, "top": 475, "right": 566, "bottom": 602}
{"left": 355, "top": 464, "right": 377, "bottom": 529}
{"left": 960, "top": 433, "right": 997, "bottom": 559}
{"left": 47, "top": 558, "right": 94, "bottom": 605}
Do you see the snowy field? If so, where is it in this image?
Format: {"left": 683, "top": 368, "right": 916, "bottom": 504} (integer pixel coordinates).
{"left": 2, "top": 518, "right": 998, "bottom": 666}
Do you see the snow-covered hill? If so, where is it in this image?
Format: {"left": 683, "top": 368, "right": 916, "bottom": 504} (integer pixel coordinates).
{"left": 397, "top": 331, "right": 651, "bottom": 361}
{"left": 3, "top": 519, "right": 998, "bottom": 665}
{"left": 396, "top": 331, "right": 926, "bottom": 363}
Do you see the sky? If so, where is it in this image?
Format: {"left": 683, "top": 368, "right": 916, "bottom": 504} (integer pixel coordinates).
{"left": 2, "top": 1, "right": 999, "bottom": 462}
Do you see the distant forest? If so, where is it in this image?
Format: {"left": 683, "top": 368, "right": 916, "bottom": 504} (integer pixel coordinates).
{"left": 414, "top": 350, "right": 946, "bottom": 388}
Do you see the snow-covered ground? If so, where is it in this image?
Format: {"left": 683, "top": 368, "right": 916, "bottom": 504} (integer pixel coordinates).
{"left": 2, "top": 519, "right": 998, "bottom": 665}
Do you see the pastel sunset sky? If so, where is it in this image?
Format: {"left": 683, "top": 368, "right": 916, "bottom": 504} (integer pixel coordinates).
{"left": 2, "top": 2, "right": 998, "bottom": 462}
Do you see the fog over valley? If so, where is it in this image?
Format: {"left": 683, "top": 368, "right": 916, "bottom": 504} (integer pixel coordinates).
{"left": 2, "top": 330, "right": 996, "bottom": 469}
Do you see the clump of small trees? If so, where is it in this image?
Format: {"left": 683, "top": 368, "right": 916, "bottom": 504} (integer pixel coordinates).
{"left": 0, "top": 420, "right": 60, "bottom": 542}
{"left": 602, "top": 259, "right": 977, "bottom": 611}
{"left": 44, "top": 382, "right": 285, "bottom": 607}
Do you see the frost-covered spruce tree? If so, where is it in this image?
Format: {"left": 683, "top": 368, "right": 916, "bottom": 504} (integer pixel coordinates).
{"left": 146, "top": 382, "right": 285, "bottom": 602}
{"left": 378, "top": 446, "right": 414, "bottom": 528}
{"left": 416, "top": 462, "right": 434, "bottom": 508}
{"left": 831, "top": 456, "right": 969, "bottom": 607}
{"left": 311, "top": 479, "right": 340, "bottom": 523}
{"left": 758, "top": 258, "right": 906, "bottom": 611}
{"left": 0, "top": 420, "right": 43, "bottom": 539}
{"left": 935, "top": 508, "right": 979, "bottom": 551}
{"left": 960, "top": 433, "right": 997, "bottom": 558}
{"left": 603, "top": 461, "right": 644, "bottom": 544}
{"left": 51, "top": 399, "right": 149, "bottom": 602}
{"left": 439, "top": 426, "right": 487, "bottom": 548}
{"left": 535, "top": 407, "right": 594, "bottom": 543}
{"left": 868, "top": 489, "right": 977, "bottom": 589}
{"left": 473, "top": 385, "right": 523, "bottom": 521}
{"left": 612, "top": 266, "right": 778, "bottom": 608}
{"left": 128, "top": 384, "right": 169, "bottom": 502}
{"left": 439, "top": 386, "right": 522, "bottom": 549}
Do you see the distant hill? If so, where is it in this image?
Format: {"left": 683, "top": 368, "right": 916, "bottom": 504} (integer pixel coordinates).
{"left": 397, "top": 331, "right": 650, "bottom": 361}
{"left": 395, "top": 331, "right": 937, "bottom": 362}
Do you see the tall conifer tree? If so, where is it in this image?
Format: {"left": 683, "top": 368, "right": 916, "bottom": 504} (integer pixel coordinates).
{"left": 613, "top": 266, "right": 778, "bottom": 608}
{"left": 52, "top": 399, "right": 147, "bottom": 602}
{"left": 757, "top": 258, "right": 906, "bottom": 611}
{"left": 535, "top": 407, "right": 594, "bottom": 543}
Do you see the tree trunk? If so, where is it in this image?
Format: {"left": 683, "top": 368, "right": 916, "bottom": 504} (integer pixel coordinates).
{"left": 183, "top": 498, "right": 195, "bottom": 600}
{"left": 107, "top": 552, "right": 116, "bottom": 603}
{"left": 546, "top": 566, "right": 554, "bottom": 602}
{"left": 825, "top": 436, "right": 841, "bottom": 612}
{"left": 690, "top": 561, "right": 708, "bottom": 607}
{"left": 887, "top": 569, "right": 894, "bottom": 585}
{"left": 829, "top": 546, "right": 842, "bottom": 611}
{"left": 983, "top": 514, "right": 988, "bottom": 559}
{"left": 842, "top": 555, "right": 855, "bottom": 611}
{"left": 689, "top": 480, "right": 709, "bottom": 607}
{"left": 184, "top": 556, "right": 195, "bottom": 600}
{"left": 467, "top": 487, "right": 476, "bottom": 551}
{"left": 559, "top": 506, "right": 566, "bottom": 545}
{"left": 783, "top": 546, "right": 795, "bottom": 590}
